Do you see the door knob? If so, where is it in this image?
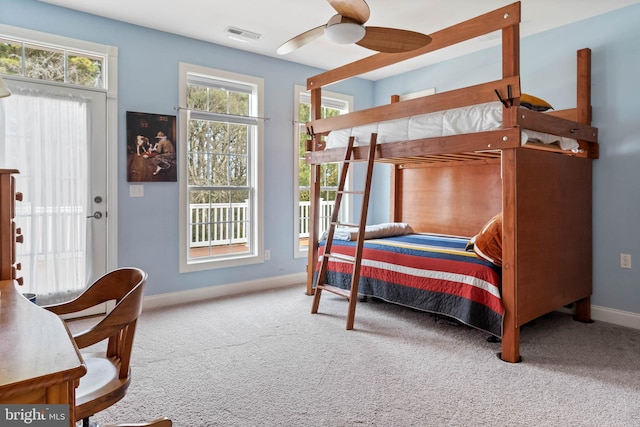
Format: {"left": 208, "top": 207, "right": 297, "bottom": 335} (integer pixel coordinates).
{"left": 87, "top": 211, "right": 103, "bottom": 219}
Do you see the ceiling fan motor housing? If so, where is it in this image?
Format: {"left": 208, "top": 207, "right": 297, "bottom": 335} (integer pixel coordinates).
{"left": 325, "top": 15, "right": 366, "bottom": 44}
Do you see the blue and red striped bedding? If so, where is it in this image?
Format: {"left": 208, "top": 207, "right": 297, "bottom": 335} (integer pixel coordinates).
{"left": 317, "top": 233, "right": 503, "bottom": 337}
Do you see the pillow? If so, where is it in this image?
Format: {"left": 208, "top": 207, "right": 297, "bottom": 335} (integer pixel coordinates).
{"left": 520, "top": 93, "right": 553, "bottom": 112}
{"left": 321, "top": 222, "right": 414, "bottom": 241}
{"left": 468, "top": 213, "right": 503, "bottom": 267}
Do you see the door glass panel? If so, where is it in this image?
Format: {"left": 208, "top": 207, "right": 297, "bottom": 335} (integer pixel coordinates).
{"left": 0, "top": 79, "right": 107, "bottom": 305}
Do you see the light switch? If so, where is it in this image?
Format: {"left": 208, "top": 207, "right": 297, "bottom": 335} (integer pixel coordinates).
{"left": 129, "top": 184, "right": 144, "bottom": 198}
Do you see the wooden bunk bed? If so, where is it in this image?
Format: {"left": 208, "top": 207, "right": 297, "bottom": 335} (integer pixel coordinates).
{"left": 304, "top": 2, "right": 598, "bottom": 363}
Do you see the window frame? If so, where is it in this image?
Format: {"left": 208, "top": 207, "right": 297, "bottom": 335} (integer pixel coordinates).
{"left": 178, "top": 63, "right": 264, "bottom": 272}
{"left": 0, "top": 24, "right": 110, "bottom": 90}
{"left": 292, "top": 85, "right": 353, "bottom": 259}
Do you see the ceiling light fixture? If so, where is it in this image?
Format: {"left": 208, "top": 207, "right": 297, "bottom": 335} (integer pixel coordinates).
{"left": 324, "top": 15, "right": 365, "bottom": 45}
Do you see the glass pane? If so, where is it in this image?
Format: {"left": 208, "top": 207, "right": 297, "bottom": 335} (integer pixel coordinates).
{"left": 24, "top": 43, "right": 65, "bottom": 82}
{"left": 229, "top": 123, "right": 248, "bottom": 155}
{"left": 298, "top": 187, "right": 310, "bottom": 249}
{"left": 212, "top": 155, "right": 228, "bottom": 186}
{"left": 68, "top": 52, "right": 103, "bottom": 88}
{"left": 229, "top": 154, "right": 247, "bottom": 186}
{"left": 187, "top": 151, "right": 211, "bottom": 186}
{"left": 189, "top": 190, "right": 212, "bottom": 258}
{"left": 0, "top": 38, "right": 22, "bottom": 75}
{"left": 209, "top": 88, "right": 227, "bottom": 114}
{"left": 298, "top": 160, "right": 310, "bottom": 192}
{"left": 299, "top": 103, "right": 310, "bottom": 123}
{"left": 323, "top": 106, "right": 342, "bottom": 119}
{"left": 210, "top": 121, "right": 228, "bottom": 152}
{"left": 298, "top": 127, "right": 309, "bottom": 155}
{"left": 188, "top": 189, "right": 251, "bottom": 258}
{"left": 321, "top": 163, "right": 338, "bottom": 189}
{"left": 228, "top": 91, "right": 249, "bottom": 116}
{"left": 188, "top": 119, "right": 227, "bottom": 186}
{"left": 187, "top": 85, "right": 208, "bottom": 110}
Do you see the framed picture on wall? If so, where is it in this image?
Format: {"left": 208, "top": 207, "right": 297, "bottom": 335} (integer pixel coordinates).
{"left": 126, "top": 111, "right": 177, "bottom": 182}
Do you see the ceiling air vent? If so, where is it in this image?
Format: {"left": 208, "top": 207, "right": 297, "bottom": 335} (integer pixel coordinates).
{"left": 225, "top": 27, "right": 261, "bottom": 44}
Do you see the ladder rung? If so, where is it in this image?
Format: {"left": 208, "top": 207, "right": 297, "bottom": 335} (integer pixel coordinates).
{"left": 324, "top": 252, "right": 356, "bottom": 263}
{"left": 338, "top": 190, "right": 364, "bottom": 195}
{"left": 317, "top": 284, "right": 352, "bottom": 299}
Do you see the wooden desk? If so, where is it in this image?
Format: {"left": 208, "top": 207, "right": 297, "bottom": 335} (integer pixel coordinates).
{"left": 0, "top": 279, "right": 86, "bottom": 426}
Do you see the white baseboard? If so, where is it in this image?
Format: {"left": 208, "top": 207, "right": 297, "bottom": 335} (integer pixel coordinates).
{"left": 590, "top": 304, "right": 640, "bottom": 330}
{"left": 557, "top": 304, "right": 640, "bottom": 330}
{"left": 142, "top": 272, "right": 307, "bottom": 311}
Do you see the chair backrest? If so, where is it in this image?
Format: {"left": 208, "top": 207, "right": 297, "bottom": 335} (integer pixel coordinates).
{"left": 47, "top": 267, "right": 147, "bottom": 378}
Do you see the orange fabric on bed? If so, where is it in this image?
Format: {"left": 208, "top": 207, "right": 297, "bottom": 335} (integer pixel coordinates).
{"left": 473, "top": 212, "right": 503, "bottom": 267}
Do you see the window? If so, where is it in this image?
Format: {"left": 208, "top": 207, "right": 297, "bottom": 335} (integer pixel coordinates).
{"left": 0, "top": 35, "right": 105, "bottom": 88}
{"left": 293, "top": 85, "right": 352, "bottom": 257}
{"left": 179, "top": 63, "right": 264, "bottom": 271}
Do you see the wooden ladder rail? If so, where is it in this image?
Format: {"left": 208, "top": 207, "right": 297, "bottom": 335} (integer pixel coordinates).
{"left": 311, "top": 133, "right": 377, "bottom": 330}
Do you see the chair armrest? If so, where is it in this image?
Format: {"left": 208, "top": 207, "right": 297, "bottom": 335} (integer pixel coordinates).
{"left": 42, "top": 299, "right": 84, "bottom": 316}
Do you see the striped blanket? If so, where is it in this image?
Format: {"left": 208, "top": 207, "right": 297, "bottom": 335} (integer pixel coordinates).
{"left": 317, "top": 233, "right": 504, "bottom": 337}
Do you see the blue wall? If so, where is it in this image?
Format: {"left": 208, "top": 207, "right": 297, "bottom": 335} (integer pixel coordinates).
{"left": 371, "top": 5, "right": 640, "bottom": 315}
{"left": 2, "top": 1, "right": 639, "bottom": 316}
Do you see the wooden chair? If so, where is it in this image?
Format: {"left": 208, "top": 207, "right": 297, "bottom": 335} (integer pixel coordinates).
{"left": 44, "top": 267, "right": 147, "bottom": 427}
{"left": 103, "top": 418, "right": 172, "bottom": 427}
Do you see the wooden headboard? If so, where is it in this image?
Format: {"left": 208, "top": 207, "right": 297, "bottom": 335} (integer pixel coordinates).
{"left": 391, "top": 159, "right": 502, "bottom": 237}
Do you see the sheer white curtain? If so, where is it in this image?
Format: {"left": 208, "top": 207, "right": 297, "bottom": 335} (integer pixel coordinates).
{"left": 0, "top": 86, "right": 90, "bottom": 304}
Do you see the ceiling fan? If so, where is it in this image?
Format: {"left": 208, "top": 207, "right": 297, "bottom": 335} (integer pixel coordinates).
{"left": 276, "top": 0, "right": 432, "bottom": 55}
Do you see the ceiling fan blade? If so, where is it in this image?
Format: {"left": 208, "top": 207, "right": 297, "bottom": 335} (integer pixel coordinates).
{"left": 277, "top": 25, "right": 326, "bottom": 55}
{"left": 328, "top": 0, "right": 370, "bottom": 24}
{"left": 356, "top": 27, "right": 432, "bottom": 53}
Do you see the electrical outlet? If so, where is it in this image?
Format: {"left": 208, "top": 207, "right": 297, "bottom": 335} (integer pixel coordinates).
{"left": 265, "top": 249, "right": 270, "bottom": 260}
{"left": 620, "top": 253, "right": 631, "bottom": 269}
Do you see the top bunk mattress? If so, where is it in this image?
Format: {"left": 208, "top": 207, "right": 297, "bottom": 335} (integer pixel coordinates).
{"left": 325, "top": 101, "right": 580, "bottom": 152}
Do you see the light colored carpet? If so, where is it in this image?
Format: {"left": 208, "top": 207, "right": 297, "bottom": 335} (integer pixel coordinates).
{"left": 74, "top": 285, "right": 640, "bottom": 426}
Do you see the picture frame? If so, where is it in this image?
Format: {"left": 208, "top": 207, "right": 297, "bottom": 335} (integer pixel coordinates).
{"left": 126, "top": 111, "right": 177, "bottom": 182}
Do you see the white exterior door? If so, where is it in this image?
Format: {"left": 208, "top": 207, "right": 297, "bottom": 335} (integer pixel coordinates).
{"left": 0, "top": 78, "right": 108, "bottom": 305}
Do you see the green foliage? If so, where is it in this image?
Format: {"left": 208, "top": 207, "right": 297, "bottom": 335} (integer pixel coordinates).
{"left": 68, "top": 56, "right": 102, "bottom": 86}
{"left": 0, "top": 39, "right": 21, "bottom": 75}
{"left": 0, "top": 38, "right": 103, "bottom": 88}
{"left": 187, "top": 83, "right": 251, "bottom": 205}
{"left": 296, "top": 101, "right": 345, "bottom": 203}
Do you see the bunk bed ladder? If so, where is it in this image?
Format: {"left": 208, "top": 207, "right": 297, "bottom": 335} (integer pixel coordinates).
{"left": 311, "top": 133, "right": 377, "bottom": 330}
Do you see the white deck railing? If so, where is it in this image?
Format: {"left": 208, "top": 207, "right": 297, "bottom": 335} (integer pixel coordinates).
{"left": 16, "top": 202, "right": 336, "bottom": 251}
{"left": 190, "top": 200, "right": 334, "bottom": 247}
{"left": 297, "top": 200, "right": 334, "bottom": 239}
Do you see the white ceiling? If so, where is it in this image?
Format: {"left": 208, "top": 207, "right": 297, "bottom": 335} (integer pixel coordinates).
{"left": 39, "top": 0, "right": 640, "bottom": 80}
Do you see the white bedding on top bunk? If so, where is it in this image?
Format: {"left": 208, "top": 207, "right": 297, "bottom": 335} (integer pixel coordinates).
{"left": 325, "top": 101, "right": 580, "bottom": 152}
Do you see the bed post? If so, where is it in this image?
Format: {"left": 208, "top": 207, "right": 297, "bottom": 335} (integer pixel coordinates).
{"left": 389, "top": 95, "right": 402, "bottom": 222}
{"left": 573, "top": 47, "right": 594, "bottom": 322}
{"left": 500, "top": 15, "right": 522, "bottom": 363}
{"left": 306, "top": 87, "right": 323, "bottom": 295}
